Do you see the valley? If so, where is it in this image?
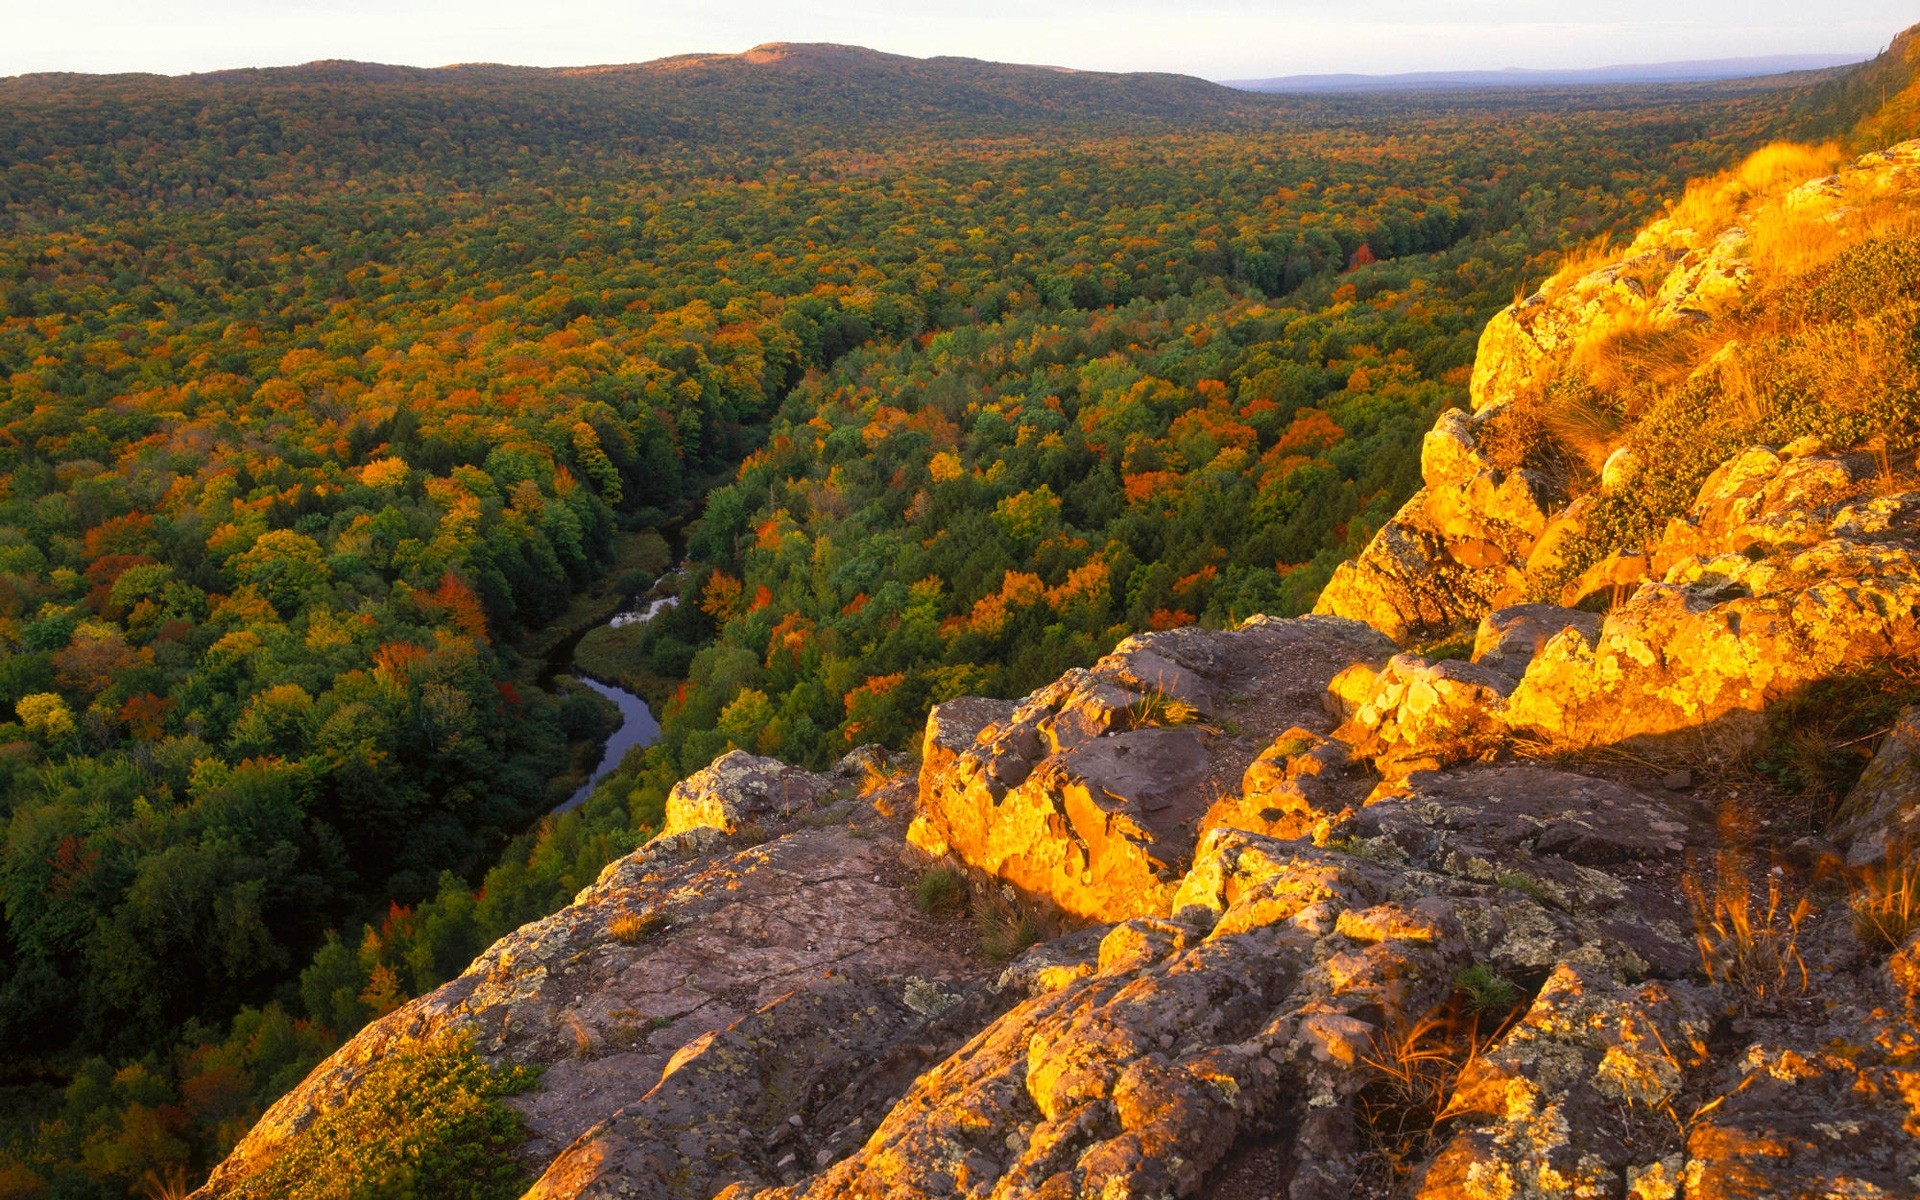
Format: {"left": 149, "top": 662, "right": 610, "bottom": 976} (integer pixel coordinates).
{"left": 2, "top": 28, "right": 1919, "bottom": 1200}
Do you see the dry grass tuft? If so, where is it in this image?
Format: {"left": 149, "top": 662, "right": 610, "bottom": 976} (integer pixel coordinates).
{"left": 1849, "top": 849, "right": 1920, "bottom": 951}
{"left": 608, "top": 907, "right": 664, "bottom": 945}
{"left": 1683, "top": 850, "right": 1810, "bottom": 1011}
{"left": 563, "top": 1010, "right": 596, "bottom": 1058}
{"left": 1356, "top": 998, "right": 1523, "bottom": 1188}
{"left": 972, "top": 887, "right": 1039, "bottom": 961}
{"left": 1125, "top": 687, "right": 1201, "bottom": 730}
{"left": 139, "top": 1167, "right": 191, "bottom": 1200}
{"left": 913, "top": 863, "right": 967, "bottom": 914}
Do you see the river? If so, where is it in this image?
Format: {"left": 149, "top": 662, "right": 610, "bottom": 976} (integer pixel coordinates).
{"left": 549, "top": 598, "right": 671, "bottom": 814}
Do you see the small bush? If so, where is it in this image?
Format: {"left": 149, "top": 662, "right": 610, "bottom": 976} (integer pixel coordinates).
{"left": 913, "top": 864, "right": 967, "bottom": 914}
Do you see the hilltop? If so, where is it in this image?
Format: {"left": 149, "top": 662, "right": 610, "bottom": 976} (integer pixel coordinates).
{"left": 184, "top": 37, "right": 1920, "bottom": 1200}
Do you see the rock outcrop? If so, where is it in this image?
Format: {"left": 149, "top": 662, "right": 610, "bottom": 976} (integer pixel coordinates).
{"left": 907, "top": 616, "right": 1396, "bottom": 922}
{"left": 1319, "top": 141, "right": 1920, "bottom": 645}
{"left": 1314, "top": 408, "right": 1562, "bottom": 641}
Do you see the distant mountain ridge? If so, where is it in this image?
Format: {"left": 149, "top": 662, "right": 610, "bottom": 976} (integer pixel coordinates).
{"left": 1226, "top": 52, "right": 1867, "bottom": 93}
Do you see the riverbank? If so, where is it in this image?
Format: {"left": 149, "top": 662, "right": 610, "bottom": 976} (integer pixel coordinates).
{"left": 512, "top": 526, "right": 673, "bottom": 691}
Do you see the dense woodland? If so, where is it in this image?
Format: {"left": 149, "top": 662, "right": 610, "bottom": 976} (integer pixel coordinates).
{"left": 0, "top": 40, "right": 1907, "bottom": 1197}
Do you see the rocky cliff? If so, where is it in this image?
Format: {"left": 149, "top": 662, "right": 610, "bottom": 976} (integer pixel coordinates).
{"left": 195, "top": 144, "right": 1920, "bottom": 1199}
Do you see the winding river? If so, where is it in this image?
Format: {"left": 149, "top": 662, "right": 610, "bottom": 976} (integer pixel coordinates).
{"left": 548, "top": 594, "right": 674, "bottom": 814}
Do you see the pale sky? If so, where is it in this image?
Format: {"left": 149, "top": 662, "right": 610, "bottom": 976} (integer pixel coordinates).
{"left": 1, "top": 0, "right": 1911, "bottom": 81}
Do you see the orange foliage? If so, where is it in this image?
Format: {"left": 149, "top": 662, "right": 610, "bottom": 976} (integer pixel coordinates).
{"left": 1173, "top": 565, "right": 1217, "bottom": 596}
{"left": 82, "top": 513, "right": 154, "bottom": 560}
{"left": 372, "top": 642, "right": 429, "bottom": 683}
{"left": 844, "top": 672, "right": 905, "bottom": 713}
{"left": 430, "top": 574, "right": 488, "bottom": 641}
{"left": 1122, "top": 470, "right": 1182, "bottom": 504}
{"left": 1275, "top": 409, "right": 1344, "bottom": 456}
{"left": 700, "top": 571, "right": 744, "bottom": 622}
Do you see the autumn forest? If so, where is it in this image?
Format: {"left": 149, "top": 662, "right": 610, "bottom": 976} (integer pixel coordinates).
{"left": 0, "top": 43, "right": 1901, "bottom": 1197}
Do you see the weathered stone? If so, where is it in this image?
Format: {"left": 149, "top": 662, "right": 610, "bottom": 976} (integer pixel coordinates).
{"left": 1348, "top": 765, "right": 1704, "bottom": 976}
{"left": 1415, "top": 964, "right": 1715, "bottom": 1200}
{"left": 660, "top": 750, "right": 837, "bottom": 838}
{"left": 1828, "top": 705, "right": 1920, "bottom": 864}
{"left": 911, "top": 617, "right": 1394, "bottom": 923}
{"left": 1471, "top": 603, "right": 1602, "bottom": 678}
{"left": 1510, "top": 479, "right": 1920, "bottom": 749}
{"left": 1338, "top": 653, "right": 1517, "bottom": 777}
{"left": 524, "top": 973, "right": 1006, "bottom": 1200}
{"left": 192, "top": 771, "right": 987, "bottom": 1199}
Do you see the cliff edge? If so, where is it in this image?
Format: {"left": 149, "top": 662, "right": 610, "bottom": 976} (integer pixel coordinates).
{"left": 195, "top": 142, "right": 1920, "bottom": 1200}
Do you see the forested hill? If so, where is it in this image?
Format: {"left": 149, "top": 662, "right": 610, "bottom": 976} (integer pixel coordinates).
{"left": 0, "top": 41, "right": 1248, "bottom": 198}
{"left": 2, "top": 30, "right": 1917, "bottom": 1199}
{"left": 0, "top": 40, "right": 1874, "bottom": 208}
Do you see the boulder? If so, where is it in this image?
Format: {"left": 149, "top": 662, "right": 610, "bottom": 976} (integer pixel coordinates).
{"left": 1337, "top": 653, "right": 1518, "bottom": 778}
{"left": 1827, "top": 705, "right": 1920, "bottom": 865}
{"left": 1470, "top": 604, "right": 1602, "bottom": 678}
{"left": 660, "top": 750, "right": 837, "bottom": 839}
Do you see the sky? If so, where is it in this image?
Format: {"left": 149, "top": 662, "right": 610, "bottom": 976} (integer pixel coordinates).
{"left": 2, "top": 0, "right": 1913, "bottom": 81}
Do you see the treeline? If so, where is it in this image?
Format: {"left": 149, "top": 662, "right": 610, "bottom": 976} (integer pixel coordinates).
{"left": 0, "top": 42, "right": 1900, "bottom": 1198}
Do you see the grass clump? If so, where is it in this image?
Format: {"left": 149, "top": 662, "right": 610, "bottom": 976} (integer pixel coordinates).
{"left": 912, "top": 864, "right": 967, "bottom": 914}
{"left": 240, "top": 1032, "right": 539, "bottom": 1200}
{"left": 1453, "top": 963, "right": 1523, "bottom": 1014}
{"left": 608, "top": 908, "right": 664, "bottom": 945}
{"left": 1849, "top": 851, "right": 1920, "bottom": 951}
{"left": 973, "top": 890, "right": 1039, "bottom": 961}
{"left": 1354, "top": 1000, "right": 1521, "bottom": 1189}
{"left": 1125, "top": 688, "right": 1200, "bottom": 730}
{"left": 1683, "top": 851, "right": 1810, "bottom": 1012}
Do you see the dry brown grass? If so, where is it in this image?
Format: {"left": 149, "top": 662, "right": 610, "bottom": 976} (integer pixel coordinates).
{"left": 139, "top": 1166, "right": 191, "bottom": 1200}
{"left": 563, "top": 1010, "right": 596, "bottom": 1057}
{"left": 1666, "top": 141, "right": 1846, "bottom": 241}
{"left": 1356, "top": 999, "right": 1524, "bottom": 1187}
{"left": 972, "top": 887, "right": 1039, "bottom": 961}
{"left": 1683, "top": 851, "right": 1810, "bottom": 1011}
{"left": 1746, "top": 182, "right": 1920, "bottom": 286}
{"left": 1849, "top": 848, "right": 1920, "bottom": 951}
{"left": 608, "top": 907, "right": 664, "bottom": 945}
